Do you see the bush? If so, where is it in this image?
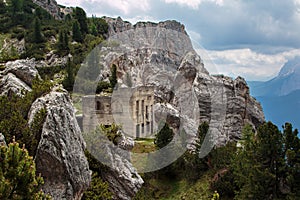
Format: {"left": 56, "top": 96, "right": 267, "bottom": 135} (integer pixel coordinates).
{"left": 0, "top": 138, "right": 51, "bottom": 199}
{"left": 96, "top": 81, "right": 111, "bottom": 94}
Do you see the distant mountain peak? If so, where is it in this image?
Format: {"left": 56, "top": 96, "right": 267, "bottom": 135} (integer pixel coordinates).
{"left": 278, "top": 56, "right": 300, "bottom": 77}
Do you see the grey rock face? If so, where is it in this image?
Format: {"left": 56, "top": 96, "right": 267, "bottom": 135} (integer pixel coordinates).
{"left": 104, "top": 16, "right": 187, "bottom": 37}
{"left": 116, "top": 129, "right": 135, "bottom": 151}
{"left": 93, "top": 18, "right": 265, "bottom": 147}
{"left": 0, "top": 37, "right": 25, "bottom": 56}
{"left": 33, "top": 0, "right": 62, "bottom": 20}
{"left": 99, "top": 144, "right": 144, "bottom": 200}
{"left": 28, "top": 88, "right": 91, "bottom": 200}
{"left": 85, "top": 127, "right": 143, "bottom": 199}
{"left": 0, "top": 59, "right": 39, "bottom": 96}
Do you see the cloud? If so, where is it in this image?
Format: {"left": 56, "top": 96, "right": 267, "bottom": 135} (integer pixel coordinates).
{"left": 58, "top": 0, "right": 150, "bottom": 15}
{"left": 55, "top": 0, "right": 300, "bottom": 81}
{"left": 164, "top": 0, "right": 201, "bottom": 9}
{"left": 197, "top": 48, "right": 300, "bottom": 81}
{"left": 163, "top": 0, "right": 223, "bottom": 9}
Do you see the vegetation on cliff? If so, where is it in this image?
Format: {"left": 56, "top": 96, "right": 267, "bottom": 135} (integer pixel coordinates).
{"left": 134, "top": 122, "right": 300, "bottom": 200}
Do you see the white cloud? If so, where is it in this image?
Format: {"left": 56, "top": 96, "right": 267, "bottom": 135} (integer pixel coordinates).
{"left": 196, "top": 48, "right": 300, "bottom": 81}
{"left": 188, "top": 30, "right": 202, "bottom": 43}
{"left": 56, "top": 0, "right": 82, "bottom": 7}
{"left": 57, "top": 0, "right": 150, "bottom": 15}
{"left": 164, "top": 0, "right": 201, "bottom": 9}
{"left": 123, "top": 16, "right": 159, "bottom": 24}
{"left": 163, "top": 0, "right": 223, "bottom": 9}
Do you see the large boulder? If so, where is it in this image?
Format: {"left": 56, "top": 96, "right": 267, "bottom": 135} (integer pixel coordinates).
{"left": 0, "top": 59, "right": 39, "bottom": 96}
{"left": 85, "top": 129, "right": 143, "bottom": 200}
{"left": 28, "top": 88, "right": 91, "bottom": 200}
{"left": 100, "top": 145, "right": 144, "bottom": 200}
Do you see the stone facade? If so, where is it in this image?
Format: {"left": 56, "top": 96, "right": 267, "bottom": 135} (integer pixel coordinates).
{"left": 82, "top": 86, "right": 155, "bottom": 138}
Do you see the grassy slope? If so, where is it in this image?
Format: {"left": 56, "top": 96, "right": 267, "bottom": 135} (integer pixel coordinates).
{"left": 134, "top": 172, "right": 214, "bottom": 200}
{"left": 132, "top": 139, "right": 220, "bottom": 200}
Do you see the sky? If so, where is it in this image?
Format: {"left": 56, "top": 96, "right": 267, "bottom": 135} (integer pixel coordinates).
{"left": 56, "top": 0, "right": 300, "bottom": 81}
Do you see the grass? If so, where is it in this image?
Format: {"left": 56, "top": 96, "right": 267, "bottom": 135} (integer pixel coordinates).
{"left": 132, "top": 139, "right": 218, "bottom": 200}
{"left": 134, "top": 172, "right": 215, "bottom": 200}
{"left": 132, "top": 138, "right": 156, "bottom": 153}
{"left": 131, "top": 138, "right": 156, "bottom": 171}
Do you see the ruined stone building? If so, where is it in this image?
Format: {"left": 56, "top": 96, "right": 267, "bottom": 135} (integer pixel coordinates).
{"left": 82, "top": 86, "right": 155, "bottom": 138}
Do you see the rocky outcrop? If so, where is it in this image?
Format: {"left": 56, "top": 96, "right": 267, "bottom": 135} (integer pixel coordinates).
{"left": 0, "top": 59, "right": 39, "bottom": 96}
{"left": 0, "top": 58, "right": 91, "bottom": 199}
{"left": 33, "top": 0, "right": 62, "bottom": 20}
{"left": 85, "top": 129, "right": 143, "bottom": 200}
{"left": 100, "top": 145, "right": 144, "bottom": 200}
{"left": 84, "top": 18, "right": 265, "bottom": 147}
{"left": 28, "top": 88, "right": 91, "bottom": 200}
{"left": 104, "top": 17, "right": 187, "bottom": 37}
{"left": 0, "top": 37, "right": 25, "bottom": 56}
{"left": 0, "top": 56, "right": 70, "bottom": 96}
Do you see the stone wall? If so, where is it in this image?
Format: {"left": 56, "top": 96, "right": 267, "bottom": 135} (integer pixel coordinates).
{"left": 82, "top": 86, "right": 155, "bottom": 138}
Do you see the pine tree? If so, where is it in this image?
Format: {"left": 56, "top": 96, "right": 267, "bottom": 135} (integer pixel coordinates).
{"left": 63, "top": 58, "right": 75, "bottom": 91}
{"left": 75, "top": 7, "right": 88, "bottom": 34}
{"left": 0, "top": 138, "right": 51, "bottom": 199}
{"left": 154, "top": 123, "right": 174, "bottom": 149}
{"left": 10, "top": 0, "right": 23, "bottom": 14}
{"left": 33, "top": 17, "right": 44, "bottom": 43}
{"left": 283, "top": 123, "right": 300, "bottom": 197}
{"left": 232, "top": 123, "right": 286, "bottom": 199}
{"left": 57, "top": 30, "right": 69, "bottom": 55}
{"left": 82, "top": 172, "right": 112, "bottom": 200}
{"left": 63, "top": 31, "right": 69, "bottom": 50}
{"left": 72, "top": 21, "right": 83, "bottom": 42}
{"left": 58, "top": 30, "right": 64, "bottom": 50}
{"left": 0, "top": 0, "right": 6, "bottom": 14}
{"left": 109, "top": 64, "right": 118, "bottom": 89}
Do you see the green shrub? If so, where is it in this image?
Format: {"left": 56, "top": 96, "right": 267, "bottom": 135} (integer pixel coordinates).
{"left": 0, "top": 138, "right": 51, "bottom": 199}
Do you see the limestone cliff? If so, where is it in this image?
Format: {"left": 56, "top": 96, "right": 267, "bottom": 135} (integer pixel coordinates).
{"left": 98, "top": 17, "right": 265, "bottom": 146}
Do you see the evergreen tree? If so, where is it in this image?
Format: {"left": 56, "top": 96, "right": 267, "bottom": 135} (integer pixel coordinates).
{"left": 58, "top": 30, "right": 64, "bottom": 50}
{"left": 232, "top": 122, "right": 287, "bottom": 199}
{"left": 154, "top": 123, "right": 174, "bottom": 149}
{"left": 283, "top": 123, "right": 300, "bottom": 197}
{"left": 10, "top": 0, "right": 24, "bottom": 25}
{"left": 109, "top": 64, "right": 118, "bottom": 89}
{"left": 195, "top": 121, "right": 209, "bottom": 153}
{"left": 57, "top": 30, "right": 69, "bottom": 55}
{"left": 0, "top": 138, "right": 51, "bottom": 199}
{"left": 10, "top": 0, "right": 23, "bottom": 14}
{"left": 33, "top": 17, "right": 44, "bottom": 43}
{"left": 63, "top": 31, "right": 69, "bottom": 50}
{"left": 72, "top": 20, "right": 83, "bottom": 42}
{"left": 63, "top": 58, "right": 75, "bottom": 91}
{"left": 0, "top": 0, "right": 6, "bottom": 14}
{"left": 82, "top": 172, "right": 112, "bottom": 200}
{"left": 75, "top": 7, "right": 88, "bottom": 34}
